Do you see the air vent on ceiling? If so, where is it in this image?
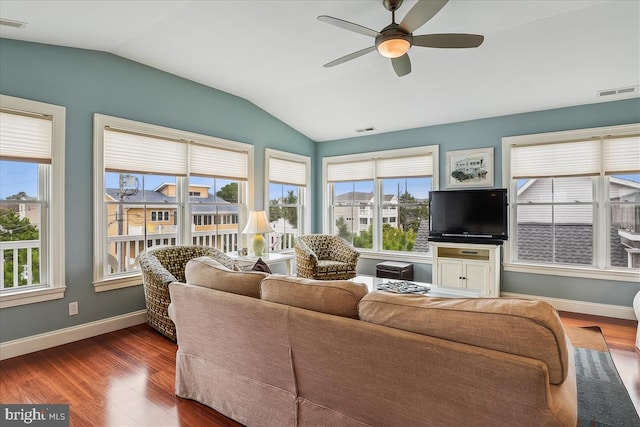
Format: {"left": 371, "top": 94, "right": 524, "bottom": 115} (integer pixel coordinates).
{"left": 0, "top": 18, "right": 28, "bottom": 29}
{"left": 355, "top": 126, "right": 376, "bottom": 133}
{"left": 598, "top": 85, "right": 638, "bottom": 98}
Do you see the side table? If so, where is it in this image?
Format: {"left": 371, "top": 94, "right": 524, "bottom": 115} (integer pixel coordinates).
{"left": 227, "top": 252, "right": 295, "bottom": 275}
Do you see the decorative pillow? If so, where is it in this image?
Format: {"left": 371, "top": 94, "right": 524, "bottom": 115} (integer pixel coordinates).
{"left": 358, "top": 292, "right": 570, "bottom": 385}
{"left": 251, "top": 257, "right": 272, "bottom": 274}
{"left": 260, "top": 276, "right": 368, "bottom": 319}
{"left": 185, "top": 256, "right": 269, "bottom": 298}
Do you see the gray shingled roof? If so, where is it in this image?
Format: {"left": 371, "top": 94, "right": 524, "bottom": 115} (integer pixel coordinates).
{"left": 413, "top": 220, "right": 431, "bottom": 253}
{"left": 106, "top": 188, "right": 238, "bottom": 214}
{"left": 517, "top": 223, "right": 627, "bottom": 267}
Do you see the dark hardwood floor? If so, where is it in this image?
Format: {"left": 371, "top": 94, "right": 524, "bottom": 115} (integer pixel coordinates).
{"left": 1, "top": 312, "right": 638, "bottom": 426}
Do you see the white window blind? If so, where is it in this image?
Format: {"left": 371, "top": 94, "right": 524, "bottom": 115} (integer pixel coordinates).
{"left": 327, "top": 160, "right": 375, "bottom": 182}
{"left": 603, "top": 135, "right": 640, "bottom": 175}
{"left": 376, "top": 154, "right": 433, "bottom": 178}
{"left": 327, "top": 154, "right": 434, "bottom": 182}
{"left": 269, "top": 157, "right": 306, "bottom": 186}
{"left": 0, "top": 109, "right": 52, "bottom": 163}
{"left": 511, "top": 139, "right": 601, "bottom": 178}
{"left": 190, "top": 143, "right": 248, "bottom": 180}
{"left": 104, "top": 128, "right": 188, "bottom": 176}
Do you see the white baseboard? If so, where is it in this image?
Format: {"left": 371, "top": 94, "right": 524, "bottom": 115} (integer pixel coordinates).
{"left": 0, "top": 310, "right": 147, "bottom": 361}
{"left": 502, "top": 292, "right": 638, "bottom": 321}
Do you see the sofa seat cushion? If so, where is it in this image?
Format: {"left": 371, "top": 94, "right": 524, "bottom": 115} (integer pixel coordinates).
{"left": 260, "top": 276, "right": 368, "bottom": 318}
{"left": 185, "top": 256, "right": 269, "bottom": 298}
{"left": 358, "top": 292, "right": 570, "bottom": 385}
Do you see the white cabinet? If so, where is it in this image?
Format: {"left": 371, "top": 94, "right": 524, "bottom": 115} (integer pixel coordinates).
{"left": 431, "top": 242, "right": 501, "bottom": 298}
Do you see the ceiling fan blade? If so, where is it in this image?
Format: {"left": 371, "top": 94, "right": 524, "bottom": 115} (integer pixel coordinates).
{"left": 323, "top": 46, "right": 377, "bottom": 68}
{"left": 413, "top": 34, "right": 484, "bottom": 48}
{"left": 391, "top": 54, "right": 411, "bottom": 77}
{"left": 318, "top": 15, "right": 380, "bottom": 38}
{"left": 399, "top": 0, "right": 449, "bottom": 34}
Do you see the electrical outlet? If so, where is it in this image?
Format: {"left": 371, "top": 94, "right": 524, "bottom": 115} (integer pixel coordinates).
{"left": 69, "top": 301, "right": 78, "bottom": 316}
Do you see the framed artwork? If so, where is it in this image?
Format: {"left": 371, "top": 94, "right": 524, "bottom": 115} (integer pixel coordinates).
{"left": 446, "top": 147, "right": 494, "bottom": 188}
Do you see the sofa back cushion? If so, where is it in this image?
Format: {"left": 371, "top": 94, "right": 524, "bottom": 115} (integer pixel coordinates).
{"left": 358, "top": 293, "right": 570, "bottom": 384}
{"left": 260, "top": 276, "right": 368, "bottom": 318}
{"left": 185, "top": 256, "right": 269, "bottom": 298}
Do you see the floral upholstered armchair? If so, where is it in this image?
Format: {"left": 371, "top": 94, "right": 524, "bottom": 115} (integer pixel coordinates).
{"left": 294, "top": 234, "right": 360, "bottom": 280}
{"left": 138, "top": 245, "right": 241, "bottom": 341}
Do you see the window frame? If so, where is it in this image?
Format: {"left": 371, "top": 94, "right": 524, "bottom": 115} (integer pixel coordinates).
{"left": 264, "top": 148, "right": 311, "bottom": 252}
{"left": 502, "top": 123, "right": 640, "bottom": 282}
{"left": 0, "top": 94, "right": 66, "bottom": 308}
{"left": 322, "top": 145, "right": 439, "bottom": 262}
{"left": 93, "top": 114, "right": 253, "bottom": 292}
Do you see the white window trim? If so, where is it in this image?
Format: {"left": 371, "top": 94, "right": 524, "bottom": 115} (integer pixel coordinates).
{"left": 265, "top": 148, "right": 311, "bottom": 244}
{"left": 93, "top": 114, "right": 254, "bottom": 292}
{"left": 502, "top": 123, "right": 640, "bottom": 282}
{"left": 0, "top": 95, "right": 66, "bottom": 308}
{"left": 322, "top": 145, "right": 439, "bottom": 261}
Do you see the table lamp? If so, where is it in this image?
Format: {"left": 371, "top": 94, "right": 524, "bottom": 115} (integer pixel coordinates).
{"left": 242, "top": 210, "right": 274, "bottom": 256}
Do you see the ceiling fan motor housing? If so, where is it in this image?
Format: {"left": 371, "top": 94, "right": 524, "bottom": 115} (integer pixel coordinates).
{"left": 383, "top": 0, "right": 403, "bottom": 12}
{"left": 375, "top": 23, "right": 413, "bottom": 58}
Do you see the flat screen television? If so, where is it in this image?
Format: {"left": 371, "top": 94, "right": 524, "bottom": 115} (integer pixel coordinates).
{"left": 428, "top": 188, "right": 508, "bottom": 244}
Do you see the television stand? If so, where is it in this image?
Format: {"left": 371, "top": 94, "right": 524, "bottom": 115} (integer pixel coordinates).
{"left": 430, "top": 241, "right": 501, "bottom": 298}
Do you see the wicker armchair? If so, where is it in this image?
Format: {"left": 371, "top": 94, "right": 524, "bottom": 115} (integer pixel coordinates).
{"left": 294, "top": 234, "right": 360, "bottom": 280}
{"left": 138, "top": 245, "right": 241, "bottom": 341}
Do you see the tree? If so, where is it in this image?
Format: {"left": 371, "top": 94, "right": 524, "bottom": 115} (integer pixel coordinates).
{"left": 0, "top": 208, "right": 40, "bottom": 287}
{"left": 352, "top": 225, "right": 373, "bottom": 249}
{"left": 216, "top": 182, "right": 238, "bottom": 203}
{"left": 335, "top": 217, "right": 351, "bottom": 241}
{"left": 0, "top": 208, "right": 38, "bottom": 241}
{"left": 382, "top": 223, "right": 415, "bottom": 251}
{"left": 6, "top": 191, "right": 28, "bottom": 200}
{"left": 398, "top": 191, "right": 429, "bottom": 234}
{"left": 269, "top": 191, "right": 298, "bottom": 228}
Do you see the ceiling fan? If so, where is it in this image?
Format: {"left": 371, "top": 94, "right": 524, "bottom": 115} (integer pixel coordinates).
{"left": 318, "top": 0, "right": 484, "bottom": 77}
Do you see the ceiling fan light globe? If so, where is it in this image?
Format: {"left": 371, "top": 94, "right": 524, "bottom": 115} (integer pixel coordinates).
{"left": 377, "top": 38, "right": 410, "bottom": 58}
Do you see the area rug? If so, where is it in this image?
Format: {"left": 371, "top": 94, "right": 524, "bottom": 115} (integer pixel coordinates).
{"left": 565, "top": 326, "right": 640, "bottom": 427}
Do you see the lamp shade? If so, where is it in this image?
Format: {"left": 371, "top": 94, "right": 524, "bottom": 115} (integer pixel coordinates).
{"left": 242, "top": 211, "right": 274, "bottom": 235}
{"left": 242, "top": 211, "right": 274, "bottom": 256}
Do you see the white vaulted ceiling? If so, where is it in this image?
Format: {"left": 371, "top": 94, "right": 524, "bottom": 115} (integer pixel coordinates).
{"left": 1, "top": 0, "right": 638, "bottom": 141}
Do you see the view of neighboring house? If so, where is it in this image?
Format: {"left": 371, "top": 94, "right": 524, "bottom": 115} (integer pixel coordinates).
{"left": 516, "top": 176, "right": 640, "bottom": 268}
{"left": 334, "top": 192, "right": 398, "bottom": 234}
{"left": 105, "top": 183, "right": 239, "bottom": 271}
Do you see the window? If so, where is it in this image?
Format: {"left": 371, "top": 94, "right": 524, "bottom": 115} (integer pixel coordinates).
{"left": 0, "top": 95, "right": 65, "bottom": 307}
{"left": 151, "top": 210, "right": 170, "bottom": 222}
{"left": 266, "top": 149, "right": 310, "bottom": 252}
{"left": 503, "top": 124, "right": 640, "bottom": 280}
{"left": 94, "top": 114, "right": 252, "bottom": 291}
{"left": 323, "top": 146, "right": 438, "bottom": 256}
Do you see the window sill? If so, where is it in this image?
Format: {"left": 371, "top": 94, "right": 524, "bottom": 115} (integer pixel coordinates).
{"left": 503, "top": 262, "right": 640, "bottom": 282}
{"left": 0, "top": 286, "right": 67, "bottom": 309}
{"left": 94, "top": 275, "right": 143, "bottom": 292}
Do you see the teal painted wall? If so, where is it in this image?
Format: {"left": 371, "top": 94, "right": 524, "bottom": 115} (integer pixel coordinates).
{"left": 0, "top": 38, "right": 638, "bottom": 343}
{"left": 316, "top": 98, "right": 640, "bottom": 307}
{"left": 0, "top": 39, "right": 314, "bottom": 342}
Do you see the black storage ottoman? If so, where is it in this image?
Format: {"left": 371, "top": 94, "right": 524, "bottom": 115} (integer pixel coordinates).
{"left": 376, "top": 261, "right": 414, "bottom": 281}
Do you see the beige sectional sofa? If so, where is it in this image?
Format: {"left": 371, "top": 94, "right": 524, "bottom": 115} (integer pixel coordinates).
{"left": 168, "top": 256, "right": 577, "bottom": 427}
